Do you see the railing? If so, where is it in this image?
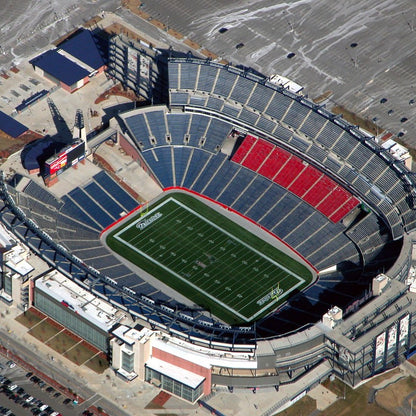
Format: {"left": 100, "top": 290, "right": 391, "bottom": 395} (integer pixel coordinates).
{"left": 0, "top": 172, "right": 258, "bottom": 349}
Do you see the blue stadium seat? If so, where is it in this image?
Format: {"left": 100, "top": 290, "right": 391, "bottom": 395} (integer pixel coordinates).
{"left": 84, "top": 182, "right": 127, "bottom": 219}
{"left": 93, "top": 171, "right": 138, "bottom": 212}
{"left": 68, "top": 188, "right": 114, "bottom": 228}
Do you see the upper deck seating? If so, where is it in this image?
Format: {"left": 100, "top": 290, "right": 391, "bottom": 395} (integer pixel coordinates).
{"left": 232, "top": 135, "right": 359, "bottom": 222}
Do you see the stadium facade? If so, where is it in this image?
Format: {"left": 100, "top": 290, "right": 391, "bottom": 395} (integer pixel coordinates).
{"left": 1, "top": 33, "right": 416, "bottom": 409}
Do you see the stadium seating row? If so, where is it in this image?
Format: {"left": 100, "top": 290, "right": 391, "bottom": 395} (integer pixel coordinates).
{"left": 169, "top": 59, "right": 415, "bottom": 237}
{"left": 231, "top": 135, "right": 359, "bottom": 222}
{"left": 124, "top": 109, "right": 232, "bottom": 154}
{"left": 139, "top": 144, "right": 362, "bottom": 271}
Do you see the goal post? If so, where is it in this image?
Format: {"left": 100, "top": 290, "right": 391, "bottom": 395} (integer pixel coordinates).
{"left": 140, "top": 200, "right": 149, "bottom": 217}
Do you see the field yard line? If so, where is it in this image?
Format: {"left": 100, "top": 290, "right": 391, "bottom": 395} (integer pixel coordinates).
{"left": 172, "top": 198, "right": 305, "bottom": 283}
{"left": 113, "top": 196, "right": 307, "bottom": 321}
{"left": 114, "top": 235, "right": 251, "bottom": 321}
{"left": 113, "top": 197, "right": 174, "bottom": 240}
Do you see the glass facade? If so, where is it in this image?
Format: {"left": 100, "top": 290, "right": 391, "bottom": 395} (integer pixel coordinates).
{"left": 145, "top": 365, "right": 204, "bottom": 403}
{"left": 3, "top": 274, "right": 11, "bottom": 295}
{"left": 34, "top": 289, "right": 108, "bottom": 351}
{"left": 121, "top": 350, "right": 135, "bottom": 373}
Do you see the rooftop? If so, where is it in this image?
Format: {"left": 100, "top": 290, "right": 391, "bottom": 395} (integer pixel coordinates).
{"left": 146, "top": 357, "right": 205, "bottom": 389}
{"left": 35, "top": 270, "right": 124, "bottom": 332}
{"left": 0, "top": 111, "right": 28, "bottom": 138}
{"left": 112, "top": 324, "right": 152, "bottom": 346}
{"left": 152, "top": 334, "right": 256, "bottom": 370}
{"left": 0, "top": 223, "right": 16, "bottom": 250}
{"left": 4, "top": 244, "right": 34, "bottom": 277}
{"left": 57, "top": 29, "right": 106, "bottom": 71}
{"left": 29, "top": 50, "right": 90, "bottom": 87}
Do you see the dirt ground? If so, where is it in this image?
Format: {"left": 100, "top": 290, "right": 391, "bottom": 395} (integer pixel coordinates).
{"left": 0, "top": 130, "right": 43, "bottom": 159}
{"left": 376, "top": 376, "right": 416, "bottom": 415}
{"left": 331, "top": 104, "right": 383, "bottom": 136}
{"left": 320, "top": 370, "right": 405, "bottom": 416}
{"left": 95, "top": 83, "right": 141, "bottom": 105}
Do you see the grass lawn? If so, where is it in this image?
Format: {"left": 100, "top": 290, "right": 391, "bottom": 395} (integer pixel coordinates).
{"left": 63, "top": 341, "right": 96, "bottom": 366}
{"left": 84, "top": 353, "right": 109, "bottom": 374}
{"left": 279, "top": 396, "right": 316, "bottom": 416}
{"left": 46, "top": 330, "right": 79, "bottom": 354}
{"left": 107, "top": 192, "right": 312, "bottom": 324}
{"left": 28, "top": 320, "right": 62, "bottom": 343}
{"left": 322, "top": 370, "right": 401, "bottom": 416}
{"left": 15, "top": 309, "right": 45, "bottom": 329}
{"left": 375, "top": 376, "right": 416, "bottom": 415}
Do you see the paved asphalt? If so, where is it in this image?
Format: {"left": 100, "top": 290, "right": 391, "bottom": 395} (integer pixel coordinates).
{"left": 0, "top": 328, "right": 129, "bottom": 416}
{"left": 137, "top": 0, "right": 416, "bottom": 147}
{"left": 2, "top": 0, "right": 416, "bottom": 146}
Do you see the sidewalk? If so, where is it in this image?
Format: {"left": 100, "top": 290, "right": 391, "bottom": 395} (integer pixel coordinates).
{"left": 0, "top": 305, "right": 201, "bottom": 415}
{"left": 308, "top": 384, "right": 337, "bottom": 411}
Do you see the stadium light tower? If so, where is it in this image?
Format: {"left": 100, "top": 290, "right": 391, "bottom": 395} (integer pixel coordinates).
{"left": 74, "top": 109, "right": 88, "bottom": 150}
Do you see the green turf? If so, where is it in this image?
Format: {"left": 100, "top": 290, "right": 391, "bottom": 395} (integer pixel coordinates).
{"left": 106, "top": 192, "right": 313, "bottom": 324}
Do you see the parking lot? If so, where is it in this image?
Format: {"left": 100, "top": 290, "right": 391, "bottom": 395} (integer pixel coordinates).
{"left": 0, "top": 357, "right": 90, "bottom": 416}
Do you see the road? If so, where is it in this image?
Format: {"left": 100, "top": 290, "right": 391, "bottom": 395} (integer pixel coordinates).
{"left": 0, "top": 327, "right": 130, "bottom": 416}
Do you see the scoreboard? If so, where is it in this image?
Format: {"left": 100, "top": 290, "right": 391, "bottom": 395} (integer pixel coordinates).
{"left": 44, "top": 141, "right": 85, "bottom": 177}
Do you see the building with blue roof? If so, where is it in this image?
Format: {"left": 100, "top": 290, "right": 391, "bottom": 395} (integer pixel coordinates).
{"left": 58, "top": 28, "right": 105, "bottom": 71}
{"left": 29, "top": 29, "right": 106, "bottom": 93}
{"left": 0, "top": 111, "right": 28, "bottom": 138}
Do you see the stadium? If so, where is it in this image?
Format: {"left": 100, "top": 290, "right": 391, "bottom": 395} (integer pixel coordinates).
{"left": 1, "top": 32, "right": 416, "bottom": 409}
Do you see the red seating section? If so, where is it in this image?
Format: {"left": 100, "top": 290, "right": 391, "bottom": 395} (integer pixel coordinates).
{"left": 232, "top": 134, "right": 360, "bottom": 223}
{"left": 303, "top": 176, "right": 333, "bottom": 206}
{"left": 330, "top": 195, "right": 360, "bottom": 222}
{"left": 272, "top": 156, "right": 304, "bottom": 188}
{"left": 243, "top": 139, "right": 274, "bottom": 171}
{"left": 231, "top": 134, "right": 256, "bottom": 164}
{"left": 288, "top": 165, "right": 322, "bottom": 196}
{"left": 258, "top": 147, "right": 290, "bottom": 178}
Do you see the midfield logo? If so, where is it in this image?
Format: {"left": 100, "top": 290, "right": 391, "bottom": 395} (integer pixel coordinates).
{"left": 136, "top": 212, "right": 163, "bottom": 230}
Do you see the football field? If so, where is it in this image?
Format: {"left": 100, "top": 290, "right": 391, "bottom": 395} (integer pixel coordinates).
{"left": 106, "top": 193, "right": 313, "bottom": 324}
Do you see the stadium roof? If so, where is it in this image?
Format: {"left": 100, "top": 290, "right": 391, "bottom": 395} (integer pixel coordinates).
{"left": 29, "top": 50, "right": 89, "bottom": 87}
{"left": 0, "top": 111, "right": 28, "bottom": 138}
{"left": 21, "top": 136, "right": 66, "bottom": 171}
{"left": 58, "top": 29, "right": 105, "bottom": 70}
{"left": 146, "top": 357, "right": 205, "bottom": 388}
